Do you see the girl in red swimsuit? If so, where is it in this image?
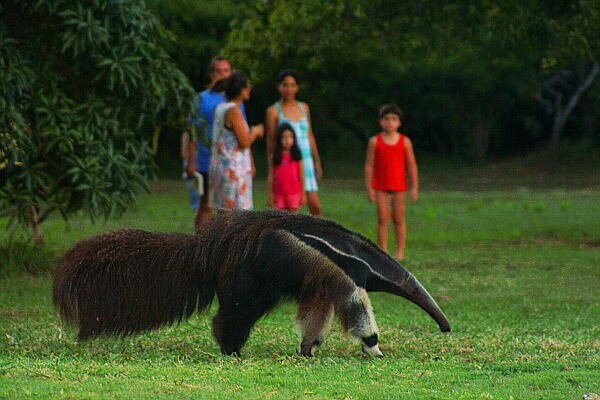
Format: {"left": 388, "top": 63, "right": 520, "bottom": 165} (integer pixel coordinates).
{"left": 364, "top": 104, "right": 419, "bottom": 260}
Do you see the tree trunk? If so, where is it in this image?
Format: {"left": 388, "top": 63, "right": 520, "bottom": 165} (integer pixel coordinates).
{"left": 550, "top": 62, "right": 599, "bottom": 146}
{"left": 31, "top": 206, "right": 43, "bottom": 244}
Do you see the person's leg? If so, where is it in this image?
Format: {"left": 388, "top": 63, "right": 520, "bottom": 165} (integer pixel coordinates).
{"left": 306, "top": 191, "right": 322, "bottom": 217}
{"left": 194, "top": 173, "right": 212, "bottom": 233}
{"left": 391, "top": 191, "right": 407, "bottom": 260}
{"left": 286, "top": 193, "right": 302, "bottom": 213}
{"left": 194, "top": 195, "right": 212, "bottom": 233}
{"left": 374, "top": 190, "right": 391, "bottom": 252}
{"left": 184, "top": 177, "right": 199, "bottom": 211}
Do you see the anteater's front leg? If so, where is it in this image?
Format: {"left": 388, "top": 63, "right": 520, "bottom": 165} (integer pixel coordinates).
{"left": 212, "top": 277, "right": 281, "bottom": 356}
{"left": 295, "top": 295, "right": 334, "bottom": 357}
{"left": 212, "top": 305, "right": 257, "bottom": 356}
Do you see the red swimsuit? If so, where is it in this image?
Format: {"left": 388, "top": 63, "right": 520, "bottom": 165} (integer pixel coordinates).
{"left": 371, "top": 134, "right": 408, "bottom": 192}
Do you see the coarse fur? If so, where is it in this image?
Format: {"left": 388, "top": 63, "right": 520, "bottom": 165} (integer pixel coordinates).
{"left": 53, "top": 210, "right": 450, "bottom": 357}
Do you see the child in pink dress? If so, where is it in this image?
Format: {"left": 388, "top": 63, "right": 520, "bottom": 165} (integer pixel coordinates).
{"left": 269, "top": 123, "right": 305, "bottom": 212}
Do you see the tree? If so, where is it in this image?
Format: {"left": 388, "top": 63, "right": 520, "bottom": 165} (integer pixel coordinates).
{"left": 225, "top": 0, "right": 600, "bottom": 158}
{"left": 225, "top": 0, "right": 541, "bottom": 159}
{"left": 0, "top": 0, "right": 195, "bottom": 243}
{"left": 145, "top": 0, "right": 251, "bottom": 89}
{"left": 537, "top": 62, "right": 599, "bottom": 145}
{"left": 526, "top": 1, "right": 600, "bottom": 146}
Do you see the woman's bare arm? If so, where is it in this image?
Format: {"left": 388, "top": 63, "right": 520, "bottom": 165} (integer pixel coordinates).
{"left": 227, "top": 106, "right": 260, "bottom": 148}
{"left": 302, "top": 102, "right": 322, "bottom": 180}
{"left": 298, "top": 159, "right": 306, "bottom": 204}
{"left": 265, "top": 106, "right": 279, "bottom": 164}
{"left": 265, "top": 106, "right": 278, "bottom": 206}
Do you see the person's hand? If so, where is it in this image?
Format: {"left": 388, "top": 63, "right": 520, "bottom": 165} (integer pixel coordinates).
{"left": 301, "top": 191, "right": 307, "bottom": 205}
{"left": 185, "top": 162, "right": 197, "bottom": 179}
{"left": 410, "top": 187, "right": 418, "bottom": 202}
{"left": 315, "top": 161, "right": 323, "bottom": 181}
{"left": 251, "top": 124, "right": 265, "bottom": 139}
{"left": 251, "top": 163, "right": 256, "bottom": 177}
{"left": 368, "top": 188, "right": 375, "bottom": 202}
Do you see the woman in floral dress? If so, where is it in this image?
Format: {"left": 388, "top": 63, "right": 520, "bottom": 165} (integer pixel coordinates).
{"left": 209, "top": 71, "right": 264, "bottom": 210}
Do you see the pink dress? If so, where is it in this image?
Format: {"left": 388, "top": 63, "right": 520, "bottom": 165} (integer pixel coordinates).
{"left": 273, "top": 153, "right": 302, "bottom": 210}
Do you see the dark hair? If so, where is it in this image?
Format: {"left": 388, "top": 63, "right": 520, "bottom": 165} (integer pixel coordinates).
{"left": 379, "top": 104, "right": 403, "bottom": 119}
{"left": 273, "top": 123, "right": 302, "bottom": 166}
{"left": 210, "top": 77, "right": 228, "bottom": 93}
{"left": 277, "top": 69, "right": 300, "bottom": 85}
{"left": 208, "top": 56, "right": 230, "bottom": 73}
{"left": 211, "top": 71, "right": 249, "bottom": 100}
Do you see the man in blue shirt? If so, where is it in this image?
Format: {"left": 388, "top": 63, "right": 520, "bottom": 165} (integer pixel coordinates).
{"left": 195, "top": 57, "right": 231, "bottom": 176}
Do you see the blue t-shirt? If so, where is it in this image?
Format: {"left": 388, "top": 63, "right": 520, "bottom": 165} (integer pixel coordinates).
{"left": 192, "top": 90, "right": 246, "bottom": 173}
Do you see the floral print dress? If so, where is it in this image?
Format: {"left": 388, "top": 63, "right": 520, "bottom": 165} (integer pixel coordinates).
{"left": 209, "top": 102, "right": 253, "bottom": 210}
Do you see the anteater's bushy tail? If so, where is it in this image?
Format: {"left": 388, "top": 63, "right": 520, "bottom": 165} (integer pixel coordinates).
{"left": 52, "top": 229, "right": 214, "bottom": 339}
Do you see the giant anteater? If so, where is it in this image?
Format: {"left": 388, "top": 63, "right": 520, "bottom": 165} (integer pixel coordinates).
{"left": 53, "top": 210, "right": 450, "bottom": 357}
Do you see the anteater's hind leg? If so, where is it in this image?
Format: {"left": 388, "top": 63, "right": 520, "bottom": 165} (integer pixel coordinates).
{"left": 295, "top": 295, "right": 335, "bottom": 357}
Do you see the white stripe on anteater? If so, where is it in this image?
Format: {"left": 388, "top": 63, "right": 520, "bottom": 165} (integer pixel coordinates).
{"left": 299, "top": 233, "right": 409, "bottom": 286}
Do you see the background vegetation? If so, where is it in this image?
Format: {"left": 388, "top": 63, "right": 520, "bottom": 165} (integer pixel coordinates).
{"left": 0, "top": 0, "right": 195, "bottom": 241}
{"left": 151, "top": 0, "right": 599, "bottom": 163}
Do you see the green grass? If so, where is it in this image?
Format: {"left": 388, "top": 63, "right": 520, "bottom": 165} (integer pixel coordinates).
{"left": 1, "top": 163, "right": 599, "bottom": 399}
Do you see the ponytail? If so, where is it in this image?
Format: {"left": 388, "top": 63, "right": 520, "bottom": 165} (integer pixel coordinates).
{"left": 209, "top": 71, "right": 249, "bottom": 101}
{"left": 210, "top": 77, "right": 229, "bottom": 93}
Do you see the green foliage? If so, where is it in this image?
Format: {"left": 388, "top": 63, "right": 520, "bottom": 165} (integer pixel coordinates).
{"left": 145, "top": 0, "right": 251, "bottom": 89}
{"left": 142, "top": 0, "right": 599, "bottom": 164}
{"left": 511, "top": 0, "right": 600, "bottom": 70}
{"left": 0, "top": 0, "right": 195, "bottom": 236}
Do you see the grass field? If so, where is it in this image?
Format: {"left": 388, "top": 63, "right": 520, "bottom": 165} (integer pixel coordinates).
{"left": 1, "top": 157, "right": 599, "bottom": 399}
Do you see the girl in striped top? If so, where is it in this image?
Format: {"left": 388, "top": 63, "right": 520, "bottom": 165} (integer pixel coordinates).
{"left": 266, "top": 70, "right": 323, "bottom": 216}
